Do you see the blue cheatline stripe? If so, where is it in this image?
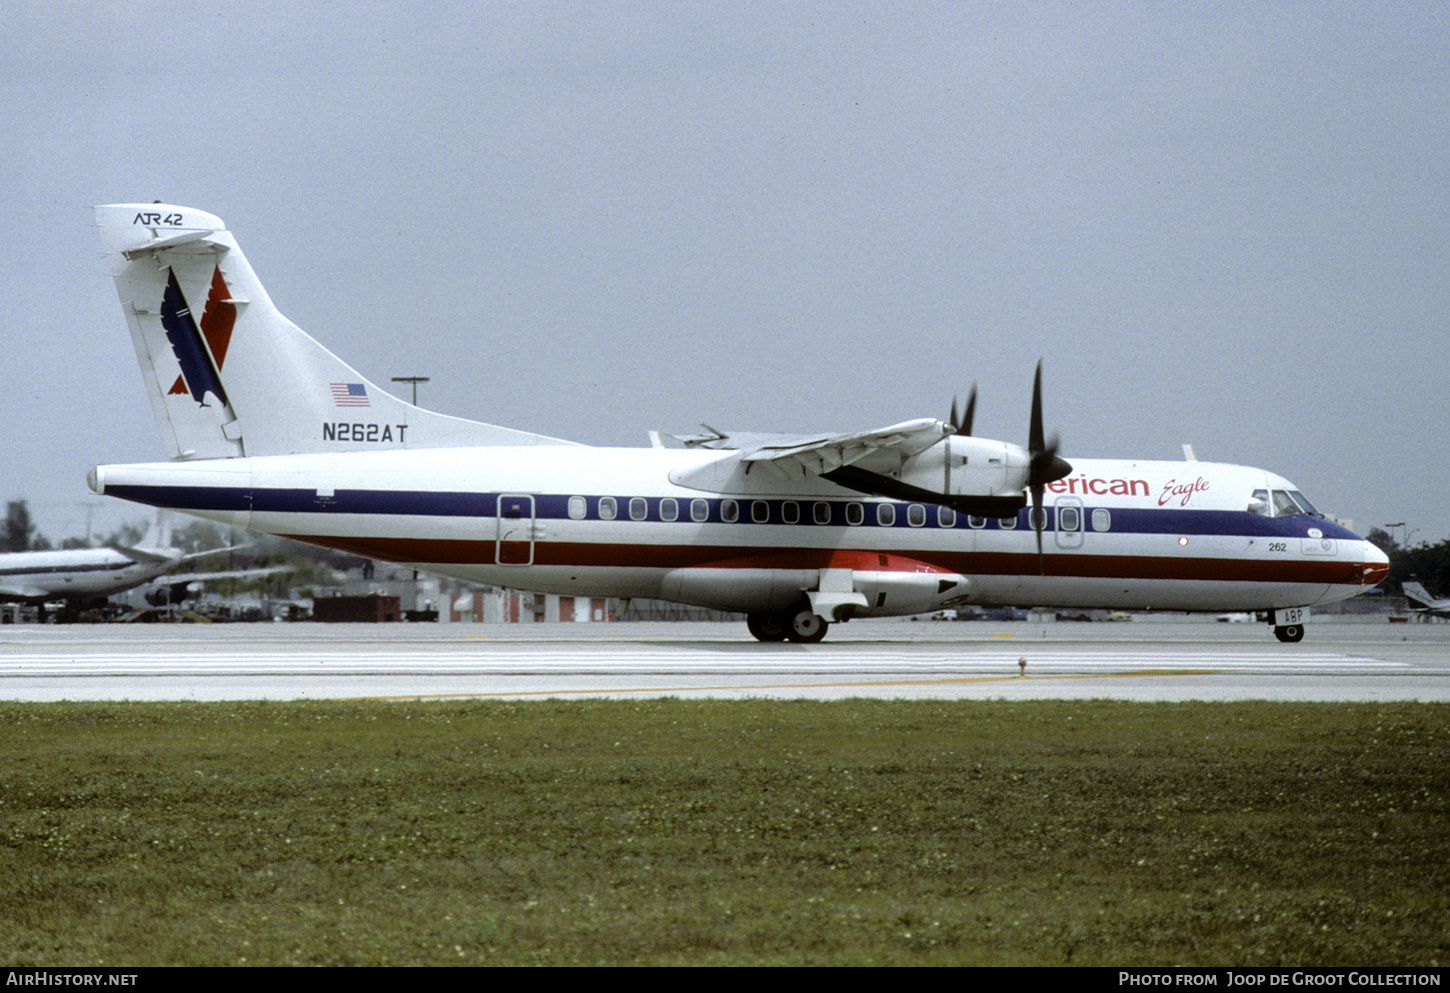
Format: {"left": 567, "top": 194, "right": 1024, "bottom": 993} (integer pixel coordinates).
{"left": 102, "top": 484, "right": 1364, "bottom": 541}
{"left": 0, "top": 562, "right": 133, "bottom": 577}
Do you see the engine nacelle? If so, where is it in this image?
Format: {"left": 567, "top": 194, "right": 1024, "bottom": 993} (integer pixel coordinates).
{"left": 886, "top": 436, "right": 1033, "bottom": 517}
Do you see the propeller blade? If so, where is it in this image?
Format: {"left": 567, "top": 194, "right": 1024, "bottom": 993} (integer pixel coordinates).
{"left": 1029, "top": 361, "right": 1045, "bottom": 455}
{"left": 949, "top": 385, "right": 976, "bottom": 436}
{"left": 1025, "top": 363, "right": 1070, "bottom": 574}
{"left": 1033, "top": 483, "right": 1045, "bottom": 574}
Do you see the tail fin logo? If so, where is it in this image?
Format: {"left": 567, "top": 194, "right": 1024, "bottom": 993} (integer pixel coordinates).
{"left": 160, "top": 267, "right": 237, "bottom": 407}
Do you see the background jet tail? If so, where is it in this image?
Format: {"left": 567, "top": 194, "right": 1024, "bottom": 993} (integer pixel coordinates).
{"left": 1401, "top": 581, "right": 1443, "bottom": 610}
{"left": 109, "top": 510, "right": 178, "bottom": 564}
{"left": 96, "top": 203, "right": 577, "bottom": 460}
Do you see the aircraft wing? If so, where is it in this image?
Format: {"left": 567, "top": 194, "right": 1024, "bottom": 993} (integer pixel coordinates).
{"left": 108, "top": 544, "right": 175, "bottom": 566}
{"left": 154, "top": 565, "right": 292, "bottom": 587}
{"left": 678, "top": 418, "right": 950, "bottom": 481}
{"left": 143, "top": 565, "right": 293, "bottom": 607}
{"left": 177, "top": 544, "right": 255, "bottom": 565}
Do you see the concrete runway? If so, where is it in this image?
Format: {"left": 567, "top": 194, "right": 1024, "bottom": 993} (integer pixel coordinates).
{"left": 2, "top": 618, "right": 1447, "bottom": 702}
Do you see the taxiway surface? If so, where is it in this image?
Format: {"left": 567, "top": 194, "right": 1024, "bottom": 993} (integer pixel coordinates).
{"left": 2, "top": 619, "right": 1447, "bottom": 702}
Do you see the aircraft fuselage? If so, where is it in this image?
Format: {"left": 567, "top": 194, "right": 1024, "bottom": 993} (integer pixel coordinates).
{"left": 90, "top": 447, "right": 1388, "bottom": 618}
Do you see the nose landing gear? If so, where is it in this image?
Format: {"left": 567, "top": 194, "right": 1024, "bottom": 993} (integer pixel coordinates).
{"left": 1273, "top": 624, "right": 1305, "bottom": 643}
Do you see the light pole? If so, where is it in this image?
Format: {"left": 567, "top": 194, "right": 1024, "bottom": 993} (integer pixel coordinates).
{"left": 391, "top": 376, "right": 430, "bottom": 406}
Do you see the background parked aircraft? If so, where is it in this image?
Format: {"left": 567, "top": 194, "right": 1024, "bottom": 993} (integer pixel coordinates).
{"left": 0, "top": 513, "right": 279, "bottom": 622}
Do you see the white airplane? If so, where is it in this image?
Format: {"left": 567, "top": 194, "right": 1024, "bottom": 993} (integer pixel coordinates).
{"left": 0, "top": 511, "right": 269, "bottom": 621}
{"left": 1402, "top": 581, "right": 1450, "bottom": 620}
{"left": 86, "top": 203, "right": 1388, "bottom": 644}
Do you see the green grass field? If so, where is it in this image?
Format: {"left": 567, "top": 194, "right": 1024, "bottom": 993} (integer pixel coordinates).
{"left": 0, "top": 698, "right": 1445, "bottom": 966}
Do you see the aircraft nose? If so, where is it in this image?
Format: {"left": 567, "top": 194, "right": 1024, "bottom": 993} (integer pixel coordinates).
{"left": 1359, "top": 539, "right": 1390, "bottom": 586}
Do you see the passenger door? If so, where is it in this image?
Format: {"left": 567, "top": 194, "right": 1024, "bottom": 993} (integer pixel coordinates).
{"left": 496, "top": 494, "right": 536, "bottom": 565}
{"left": 1054, "top": 496, "right": 1085, "bottom": 551}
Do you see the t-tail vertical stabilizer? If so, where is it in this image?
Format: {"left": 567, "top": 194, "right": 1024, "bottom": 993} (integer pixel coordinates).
{"left": 96, "top": 203, "right": 576, "bottom": 460}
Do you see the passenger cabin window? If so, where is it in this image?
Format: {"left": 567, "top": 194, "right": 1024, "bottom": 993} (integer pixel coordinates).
{"left": 938, "top": 506, "right": 956, "bottom": 528}
{"left": 907, "top": 504, "right": 926, "bottom": 527}
{"left": 877, "top": 504, "right": 896, "bottom": 527}
{"left": 1091, "top": 508, "right": 1111, "bottom": 532}
{"left": 751, "top": 501, "right": 770, "bottom": 524}
{"left": 598, "top": 496, "right": 617, "bottom": 520}
{"left": 1059, "top": 506, "right": 1081, "bottom": 532}
{"left": 568, "top": 496, "right": 586, "bottom": 520}
{"left": 629, "top": 497, "right": 648, "bottom": 521}
{"left": 660, "top": 498, "right": 678, "bottom": 522}
{"left": 968, "top": 516, "right": 986, "bottom": 529}
{"left": 846, "top": 503, "right": 864, "bottom": 526}
{"left": 782, "top": 501, "right": 800, "bottom": 524}
{"left": 721, "top": 500, "right": 739, "bottom": 523}
{"left": 691, "top": 499, "right": 709, "bottom": 522}
{"left": 813, "top": 502, "right": 832, "bottom": 525}
{"left": 999, "top": 516, "right": 1018, "bottom": 530}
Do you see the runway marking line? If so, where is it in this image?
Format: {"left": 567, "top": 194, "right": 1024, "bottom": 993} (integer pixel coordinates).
{"left": 332, "top": 668, "right": 1228, "bottom": 701}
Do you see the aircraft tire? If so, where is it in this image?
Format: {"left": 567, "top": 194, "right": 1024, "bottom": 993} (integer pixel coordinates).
{"left": 785, "top": 605, "right": 829, "bottom": 644}
{"left": 1274, "top": 624, "right": 1305, "bottom": 643}
{"left": 747, "top": 612, "right": 789, "bottom": 642}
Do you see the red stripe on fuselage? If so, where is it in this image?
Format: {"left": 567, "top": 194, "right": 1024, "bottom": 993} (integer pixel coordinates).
{"left": 277, "top": 534, "right": 1379, "bottom": 586}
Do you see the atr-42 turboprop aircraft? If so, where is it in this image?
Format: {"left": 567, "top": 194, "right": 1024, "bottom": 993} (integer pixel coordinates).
{"left": 88, "top": 203, "right": 1387, "bottom": 643}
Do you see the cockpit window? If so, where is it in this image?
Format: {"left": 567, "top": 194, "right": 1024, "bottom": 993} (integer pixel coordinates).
{"left": 1268, "top": 489, "right": 1320, "bottom": 517}
{"left": 1288, "top": 490, "right": 1320, "bottom": 515}
{"left": 1251, "top": 488, "right": 1321, "bottom": 517}
{"left": 1271, "top": 490, "right": 1302, "bottom": 516}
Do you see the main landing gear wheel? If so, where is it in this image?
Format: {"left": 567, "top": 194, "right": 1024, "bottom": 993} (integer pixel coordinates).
{"left": 1274, "top": 624, "right": 1305, "bottom": 643}
{"left": 747, "top": 606, "right": 831, "bottom": 643}
{"left": 747, "top": 613, "right": 788, "bottom": 642}
{"left": 785, "top": 604, "right": 829, "bottom": 644}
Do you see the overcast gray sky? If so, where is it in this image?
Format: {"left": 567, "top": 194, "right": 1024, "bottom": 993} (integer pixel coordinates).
{"left": 4, "top": 1, "right": 1447, "bottom": 547}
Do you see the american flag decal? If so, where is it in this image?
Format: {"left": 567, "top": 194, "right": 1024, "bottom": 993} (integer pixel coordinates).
{"left": 330, "top": 383, "right": 370, "bottom": 407}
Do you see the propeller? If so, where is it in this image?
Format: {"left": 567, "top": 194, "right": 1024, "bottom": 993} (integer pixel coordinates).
{"left": 1026, "top": 361, "right": 1072, "bottom": 574}
{"left": 949, "top": 385, "right": 976, "bottom": 437}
